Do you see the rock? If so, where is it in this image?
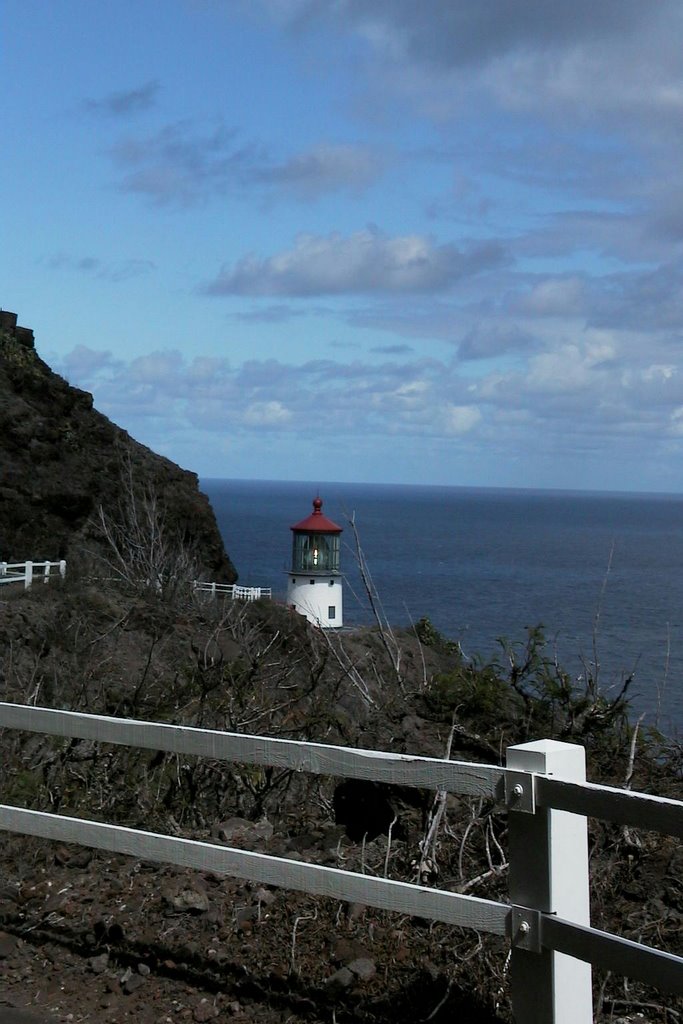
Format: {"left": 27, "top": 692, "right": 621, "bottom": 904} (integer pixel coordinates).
{"left": 348, "top": 957, "right": 376, "bottom": 981}
{"left": 121, "top": 967, "right": 146, "bottom": 995}
{"left": 0, "top": 882, "right": 21, "bottom": 904}
{"left": 23, "top": 880, "right": 52, "bottom": 904}
{"left": 346, "top": 902, "right": 367, "bottom": 923}
{"left": 0, "top": 931, "right": 18, "bottom": 958}
{"left": 401, "top": 714, "right": 428, "bottom": 739}
{"left": 55, "top": 847, "right": 92, "bottom": 869}
{"left": 286, "top": 832, "right": 319, "bottom": 853}
{"left": 168, "top": 887, "right": 209, "bottom": 914}
{"left": 206, "top": 948, "right": 230, "bottom": 965}
{"left": 124, "top": 973, "right": 146, "bottom": 995}
{"left": 325, "top": 966, "right": 355, "bottom": 991}
{"left": 68, "top": 850, "right": 93, "bottom": 869}
{"left": 193, "top": 999, "right": 219, "bottom": 1021}
{"left": 423, "top": 959, "right": 441, "bottom": 981}
{"left": 87, "top": 952, "right": 109, "bottom": 974}
{"left": 331, "top": 936, "right": 371, "bottom": 965}
{"left": 212, "top": 818, "right": 273, "bottom": 847}
{"left": 235, "top": 905, "right": 259, "bottom": 927}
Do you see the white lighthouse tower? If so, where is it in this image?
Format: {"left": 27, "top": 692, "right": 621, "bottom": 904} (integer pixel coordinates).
{"left": 286, "top": 496, "right": 343, "bottom": 628}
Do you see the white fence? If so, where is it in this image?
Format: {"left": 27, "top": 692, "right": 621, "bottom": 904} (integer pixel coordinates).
{"left": 0, "top": 560, "right": 66, "bottom": 589}
{"left": 0, "top": 701, "right": 681, "bottom": 1023}
{"left": 193, "top": 581, "right": 272, "bottom": 601}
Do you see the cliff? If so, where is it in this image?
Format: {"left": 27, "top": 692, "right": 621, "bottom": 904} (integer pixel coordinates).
{"left": 0, "top": 309, "right": 236, "bottom": 581}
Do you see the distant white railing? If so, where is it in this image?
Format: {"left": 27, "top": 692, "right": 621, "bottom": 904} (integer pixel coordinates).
{"left": 0, "top": 703, "right": 681, "bottom": 1023}
{"left": 0, "top": 560, "right": 66, "bottom": 589}
{"left": 193, "top": 581, "right": 271, "bottom": 602}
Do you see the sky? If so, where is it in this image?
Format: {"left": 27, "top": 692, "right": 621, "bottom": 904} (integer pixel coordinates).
{"left": 4, "top": 1, "right": 683, "bottom": 492}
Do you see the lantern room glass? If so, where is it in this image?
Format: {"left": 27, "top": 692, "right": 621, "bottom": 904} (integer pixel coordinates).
{"left": 292, "top": 532, "right": 340, "bottom": 572}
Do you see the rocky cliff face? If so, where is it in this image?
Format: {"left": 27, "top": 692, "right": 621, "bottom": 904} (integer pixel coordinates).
{"left": 0, "top": 309, "right": 236, "bottom": 581}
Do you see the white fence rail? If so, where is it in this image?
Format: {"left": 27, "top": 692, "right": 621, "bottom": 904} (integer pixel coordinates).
{"left": 0, "top": 702, "right": 681, "bottom": 1023}
{"left": 0, "top": 560, "right": 66, "bottom": 589}
{"left": 193, "top": 581, "right": 272, "bottom": 602}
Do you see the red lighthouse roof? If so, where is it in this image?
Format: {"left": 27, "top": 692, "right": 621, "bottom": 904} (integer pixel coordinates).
{"left": 290, "top": 496, "right": 343, "bottom": 534}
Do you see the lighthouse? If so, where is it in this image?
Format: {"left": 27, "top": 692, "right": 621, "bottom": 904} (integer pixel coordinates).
{"left": 286, "top": 497, "right": 343, "bottom": 628}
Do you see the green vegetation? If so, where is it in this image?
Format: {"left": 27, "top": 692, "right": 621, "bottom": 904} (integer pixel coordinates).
{"left": 0, "top": 578, "right": 680, "bottom": 1021}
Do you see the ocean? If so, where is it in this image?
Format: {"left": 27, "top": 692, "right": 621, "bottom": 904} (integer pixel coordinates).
{"left": 202, "top": 479, "right": 683, "bottom": 736}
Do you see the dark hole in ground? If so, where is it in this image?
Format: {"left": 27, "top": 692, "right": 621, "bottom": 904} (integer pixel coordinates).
{"left": 333, "top": 780, "right": 401, "bottom": 842}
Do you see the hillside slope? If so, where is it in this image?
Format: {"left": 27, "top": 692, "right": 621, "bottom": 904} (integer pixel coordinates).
{"left": 0, "top": 309, "right": 235, "bottom": 581}
{"left": 0, "top": 584, "right": 679, "bottom": 1023}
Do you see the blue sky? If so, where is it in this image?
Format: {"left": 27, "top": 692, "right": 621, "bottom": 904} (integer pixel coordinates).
{"left": 4, "top": 1, "right": 683, "bottom": 491}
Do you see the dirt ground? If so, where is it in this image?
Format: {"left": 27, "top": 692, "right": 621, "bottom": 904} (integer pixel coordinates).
{"left": 1, "top": 811, "right": 680, "bottom": 1023}
{"left": 0, "top": 829, "right": 507, "bottom": 1024}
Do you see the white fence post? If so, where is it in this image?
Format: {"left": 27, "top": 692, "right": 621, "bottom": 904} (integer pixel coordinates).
{"left": 24, "top": 561, "right": 33, "bottom": 590}
{"left": 59, "top": 560, "right": 66, "bottom": 579}
{"left": 507, "top": 740, "right": 593, "bottom": 1024}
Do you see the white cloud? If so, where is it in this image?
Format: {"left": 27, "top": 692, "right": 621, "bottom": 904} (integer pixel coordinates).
{"left": 205, "top": 229, "right": 507, "bottom": 296}
{"left": 108, "top": 121, "right": 383, "bottom": 206}
{"left": 505, "top": 333, "right": 618, "bottom": 401}
{"left": 61, "top": 346, "right": 121, "bottom": 377}
{"left": 518, "top": 277, "right": 585, "bottom": 317}
{"left": 272, "top": 1, "right": 683, "bottom": 127}
{"left": 442, "top": 404, "right": 482, "bottom": 434}
{"left": 393, "top": 379, "right": 428, "bottom": 401}
{"left": 45, "top": 253, "right": 155, "bottom": 282}
{"left": 53, "top": 329, "right": 683, "bottom": 485}
{"left": 243, "top": 400, "right": 293, "bottom": 426}
{"left": 253, "top": 143, "right": 385, "bottom": 198}
{"left": 128, "top": 351, "right": 185, "bottom": 386}
{"left": 84, "top": 80, "right": 160, "bottom": 117}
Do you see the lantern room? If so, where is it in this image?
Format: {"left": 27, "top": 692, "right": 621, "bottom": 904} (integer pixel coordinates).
{"left": 287, "top": 496, "right": 343, "bottom": 628}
